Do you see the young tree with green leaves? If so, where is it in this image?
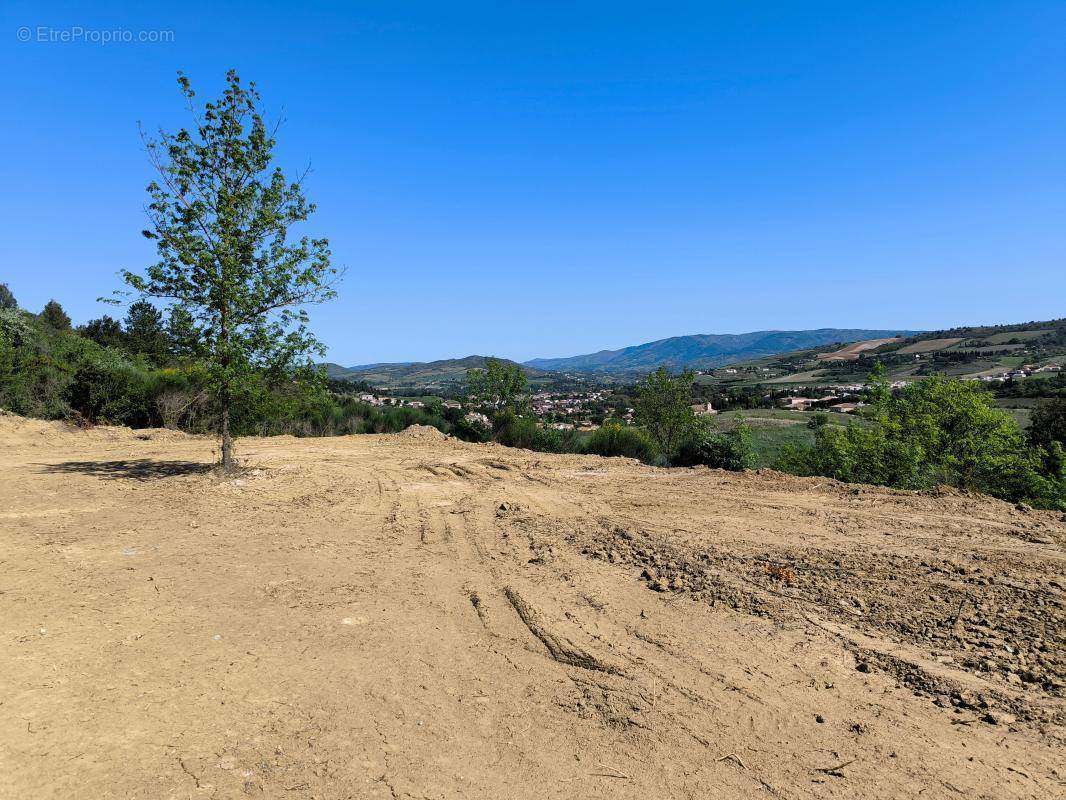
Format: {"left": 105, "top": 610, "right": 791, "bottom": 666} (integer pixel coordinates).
{"left": 120, "top": 70, "right": 339, "bottom": 470}
{"left": 635, "top": 367, "right": 698, "bottom": 457}
{"left": 466, "top": 357, "right": 528, "bottom": 413}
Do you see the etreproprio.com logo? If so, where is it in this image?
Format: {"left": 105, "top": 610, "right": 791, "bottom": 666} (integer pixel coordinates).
{"left": 17, "top": 26, "right": 175, "bottom": 44}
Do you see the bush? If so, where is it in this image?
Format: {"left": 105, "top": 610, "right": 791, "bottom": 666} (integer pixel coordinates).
{"left": 776, "top": 373, "right": 1065, "bottom": 508}
{"left": 498, "top": 415, "right": 541, "bottom": 449}
{"left": 65, "top": 354, "right": 156, "bottom": 426}
{"left": 1029, "top": 398, "right": 1066, "bottom": 453}
{"left": 585, "top": 422, "right": 659, "bottom": 463}
{"left": 674, "top": 417, "right": 756, "bottom": 470}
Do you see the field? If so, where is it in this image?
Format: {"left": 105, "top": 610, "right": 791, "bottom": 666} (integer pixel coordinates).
{"left": 717, "top": 410, "right": 867, "bottom": 467}
{"left": 766, "top": 368, "right": 828, "bottom": 384}
{"left": 1, "top": 416, "right": 1063, "bottom": 799}
{"left": 898, "top": 338, "right": 965, "bottom": 354}
{"left": 817, "top": 337, "right": 902, "bottom": 361}
{"left": 985, "top": 330, "right": 1055, "bottom": 344}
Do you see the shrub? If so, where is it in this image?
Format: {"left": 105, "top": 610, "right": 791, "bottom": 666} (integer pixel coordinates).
{"left": 585, "top": 422, "right": 659, "bottom": 464}
{"left": 65, "top": 354, "right": 156, "bottom": 426}
{"left": 776, "top": 373, "right": 1064, "bottom": 508}
{"left": 674, "top": 417, "right": 756, "bottom": 470}
{"left": 493, "top": 411, "right": 546, "bottom": 450}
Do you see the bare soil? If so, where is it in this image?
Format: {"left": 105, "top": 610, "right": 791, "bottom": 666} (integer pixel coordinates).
{"left": 1, "top": 415, "right": 1063, "bottom": 799}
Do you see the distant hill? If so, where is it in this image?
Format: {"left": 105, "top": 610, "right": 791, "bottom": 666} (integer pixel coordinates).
{"left": 524, "top": 329, "right": 920, "bottom": 374}
{"left": 325, "top": 356, "right": 549, "bottom": 389}
{"left": 718, "top": 318, "right": 1066, "bottom": 389}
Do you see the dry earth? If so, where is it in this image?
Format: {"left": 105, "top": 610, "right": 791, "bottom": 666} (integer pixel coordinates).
{"left": 1, "top": 415, "right": 1064, "bottom": 799}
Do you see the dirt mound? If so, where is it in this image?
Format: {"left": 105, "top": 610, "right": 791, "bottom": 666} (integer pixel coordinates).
{"left": 0, "top": 412, "right": 196, "bottom": 447}
{"left": 399, "top": 423, "right": 449, "bottom": 440}
{"left": 1, "top": 424, "right": 1062, "bottom": 798}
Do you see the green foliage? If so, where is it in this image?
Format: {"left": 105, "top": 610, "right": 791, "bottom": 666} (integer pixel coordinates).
{"left": 1028, "top": 398, "right": 1066, "bottom": 479}
{"left": 120, "top": 70, "right": 339, "bottom": 468}
{"left": 1, "top": 310, "right": 75, "bottom": 418}
{"left": 40, "top": 300, "right": 71, "bottom": 330}
{"left": 674, "top": 416, "right": 756, "bottom": 471}
{"left": 635, "top": 367, "right": 699, "bottom": 457}
{"left": 467, "top": 357, "right": 528, "bottom": 413}
{"left": 777, "top": 372, "right": 1065, "bottom": 508}
{"left": 0, "top": 283, "right": 17, "bottom": 311}
{"left": 65, "top": 353, "right": 155, "bottom": 426}
{"left": 1029, "top": 398, "right": 1066, "bottom": 451}
{"left": 585, "top": 421, "right": 659, "bottom": 464}
{"left": 124, "top": 301, "right": 169, "bottom": 364}
{"left": 80, "top": 315, "right": 125, "bottom": 349}
{"left": 1, "top": 310, "right": 157, "bottom": 423}
{"left": 165, "top": 306, "right": 199, "bottom": 358}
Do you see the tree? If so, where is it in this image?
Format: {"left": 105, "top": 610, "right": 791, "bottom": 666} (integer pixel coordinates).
{"left": 635, "top": 367, "right": 698, "bottom": 456}
{"left": 466, "top": 357, "right": 528, "bottom": 413}
{"left": 166, "top": 306, "right": 198, "bottom": 358}
{"left": 1028, "top": 397, "right": 1066, "bottom": 478}
{"left": 0, "top": 283, "right": 17, "bottom": 310}
{"left": 1028, "top": 397, "right": 1066, "bottom": 452}
{"left": 121, "top": 70, "right": 339, "bottom": 470}
{"left": 777, "top": 371, "right": 1061, "bottom": 506}
{"left": 40, "top": 300, "right": 71, "bottom": 330}
{"left": 124, "top": 300, "right": 169, "bottom": 363}
{"left": 80, "top": 315, "right": 125, "bottom": 349}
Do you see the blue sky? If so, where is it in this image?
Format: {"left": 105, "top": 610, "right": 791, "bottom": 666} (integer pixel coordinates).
{"left": 1, "top": 2, "right": 1063, "bottom": 365}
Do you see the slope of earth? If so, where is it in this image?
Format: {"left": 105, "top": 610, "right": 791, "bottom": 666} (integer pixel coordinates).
{"left": 1, "top": 415, "right": 1063, "bottom": 799}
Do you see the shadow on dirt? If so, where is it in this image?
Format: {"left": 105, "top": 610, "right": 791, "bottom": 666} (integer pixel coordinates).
{"left": 39, "top": 459, "right": 213, "bottom": 481}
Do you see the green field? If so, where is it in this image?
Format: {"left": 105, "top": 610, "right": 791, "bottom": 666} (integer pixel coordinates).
{"left": 714, "top": 409, "right": 868, "bottom": 468}
{"left": 745, "top": 425, "right": 815, "bottom": 467}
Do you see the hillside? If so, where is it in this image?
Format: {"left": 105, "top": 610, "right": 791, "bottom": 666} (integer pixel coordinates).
{"left": 714, "top": 319, "right": 1066, "bottom": 389}
{"left": 1, "top": 416, "right": 1062, "bottom": 798}
{"left": 524, "top": 328, "right": 920, "bottom": 374}
{"left": 325, "top": 355, "right": 550, "bottom": 389}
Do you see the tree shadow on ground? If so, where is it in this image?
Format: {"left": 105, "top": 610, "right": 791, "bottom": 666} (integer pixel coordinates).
{"left": 39, "top": 459, "right": 214, "bottom": 481}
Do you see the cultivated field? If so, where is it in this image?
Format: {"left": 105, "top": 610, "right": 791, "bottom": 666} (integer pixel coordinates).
{"left": 897, "top": 338, "right": 966, "bottom": 354}
{"left": 816, "top": 337, "right": 902, "bottom": 361}
{"left": 1, "top": 416, "right": 1063, "bottom": 799}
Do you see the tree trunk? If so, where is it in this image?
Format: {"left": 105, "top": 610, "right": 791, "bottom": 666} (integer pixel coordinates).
{"left": 220, "top": 385, "right": 234, "bottom": 471}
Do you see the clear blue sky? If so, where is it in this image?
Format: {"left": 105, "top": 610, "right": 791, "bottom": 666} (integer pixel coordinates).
{"left": 1, "top": 2, "right": 1063, "bottom": 365}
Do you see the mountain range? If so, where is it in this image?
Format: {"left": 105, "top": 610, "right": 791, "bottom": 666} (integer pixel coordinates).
{"left": 322, "top": 355, "right": 550, "bottom": 388}
{"left": 325, "top": 328, "right": 921, "bottom": 386}
{"left": 523, "top": 329, "right": 920, "bottom": 374}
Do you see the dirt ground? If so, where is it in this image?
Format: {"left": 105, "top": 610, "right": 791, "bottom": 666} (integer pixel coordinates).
{"left": 1, "top": 415, "right": 1063, "bottom": 799}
